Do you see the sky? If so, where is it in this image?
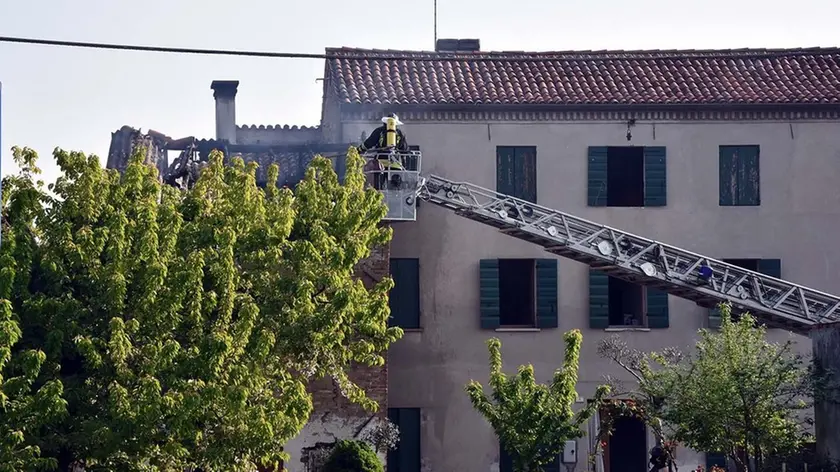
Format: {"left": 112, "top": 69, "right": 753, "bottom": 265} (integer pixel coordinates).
{"left": 1, "top": 0, "right": 838, "bottom": 185}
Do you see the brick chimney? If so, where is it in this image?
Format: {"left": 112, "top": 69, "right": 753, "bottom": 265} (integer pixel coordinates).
{"left": 211, "top": 80, "right": 239, "bottom": 143}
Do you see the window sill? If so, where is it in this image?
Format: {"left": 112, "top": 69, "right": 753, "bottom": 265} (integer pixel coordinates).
{"left": 604, "top": 327, "right": 651, "bottom": 332}
{"left": 495, "top": 327, "right": 541, "bottom": 333}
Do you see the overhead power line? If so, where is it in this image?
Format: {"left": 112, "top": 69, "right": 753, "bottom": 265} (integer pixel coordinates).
{"left": 0, "top": 35, "right": 835, "bottom": 62}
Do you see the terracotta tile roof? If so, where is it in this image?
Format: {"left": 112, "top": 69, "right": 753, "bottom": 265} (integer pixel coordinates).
{"left": 325, "top": 47, "right": 840, "bottom": 106}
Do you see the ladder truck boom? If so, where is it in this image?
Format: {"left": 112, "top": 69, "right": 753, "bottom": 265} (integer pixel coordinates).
{"left": 415, "top": 174, "right": 840, "bottom": 335}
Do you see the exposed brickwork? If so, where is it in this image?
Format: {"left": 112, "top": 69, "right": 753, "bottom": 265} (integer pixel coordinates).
{"left": 309, "top": 238, "right": 391, "bottom": 418}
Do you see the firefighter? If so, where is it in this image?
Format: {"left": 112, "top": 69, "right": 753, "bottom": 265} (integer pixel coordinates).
{"left": 359, "top": 113, "right": 407, "bottom": 189}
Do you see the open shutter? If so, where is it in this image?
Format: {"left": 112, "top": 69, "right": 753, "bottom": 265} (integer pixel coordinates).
{"left": 646, "top": 288, "right": 670, "bottom": 329}
{"left": 719, "top": 146, "right": 736, "bottom": 205}
{"left": 387, "top": 408, "right": 421, "bottom": 472}
{"left": 389, "top": 259, "right": 420, "bottom": 329}
{"left": 706, "top": 452, "right": 726, "bottom": 469}
{"left": 587, "top": 147, "right": 608, "bottom": 207}
{"left": 708, "top": 304, "right": 723, "bottom": 329}
{"left": 589, "top": 269, "right": 610, "bottom": 328}
{"left": 643, "top": 146, "right": 667, "bottom": 207}
{"left": 514, "top": 147, "right": 538, "bottom": 203}
{"left": 758, "top": 258, "right": 782, "bottom": 279}
{"left": 480, "top": 259, "right": 501, "bottom": 329}
{"left": 496, "top": 147, "right": 516, "bottom": 197}
{"left": 535, "top": 259, "right": 558, "bottom": 329}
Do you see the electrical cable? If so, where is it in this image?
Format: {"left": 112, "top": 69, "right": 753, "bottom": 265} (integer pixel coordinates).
{"left": 0, "top": 35, "right": 833, "bottom": 62}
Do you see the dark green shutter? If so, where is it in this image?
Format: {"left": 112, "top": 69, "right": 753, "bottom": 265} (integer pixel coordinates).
{"left": 480, "top": 259, "right": 501, "bottom": 329}
{"left": 514, "top": 147, "right": 538, "bottom": 203}
{"left": 589, "top": 269, "right": 610, "bottom": 328}
{"left": 542, "top": 454, "right": 561, "bottom": 472}
{"left": 389, "top": 259, "right": 420, "bottom": 329}
{"left": 499, "top": 443, "right": 513, "bottom": 472}
{"left": 758, "top": 258, "right": 782, "bottom": 279}
{"left": 706, "top": 452, "right": 726, "bottom": 469}
{"left": 387, "top": 408, "right": 421, "bottom": 472}
{"left": 535, "top": 259, "right": 558, "bottom": 329}
{"left": 497, "top": 147, "right": 516, "bottom": 197}
{"left": 709, "top": 304, "right": 722, "bottom": 329}
{"left": 587, "top": 147, "right": 608, "bottom": 207}
{"left": 719, "top": 146, "right": 736, "bottom": 205}
{"left": 646, "top": 288, "right": 670, "bottom": 329}
{"left": 643, "top": 146, "right": 667, "bottom": 207}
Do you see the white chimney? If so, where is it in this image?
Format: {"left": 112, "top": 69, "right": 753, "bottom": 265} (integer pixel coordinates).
{"left": 210, "top": 80, "right": 239, "bottom": 143}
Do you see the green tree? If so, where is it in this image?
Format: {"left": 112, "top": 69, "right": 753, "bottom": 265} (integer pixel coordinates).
{"left": 465, "top": 331, "right": 609, "bottom": 472}
{"left": 322, "top": 439, "right": 383, "bottom": 472}
{"left": 0, "top": 149, "right": 68, "bottom": 472}
{"left": 0, "top": 145, "right": 401, "bottom": 471}
{"left": 655, "top": 303, "right": 816, "bottom": 472}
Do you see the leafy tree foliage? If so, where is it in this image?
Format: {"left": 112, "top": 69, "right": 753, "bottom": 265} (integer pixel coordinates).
{"left": 0, "top": 145, "right": 401, "bottom": 471}
{"left": 322, "top": 439, "right": 383, "bottom": 472}
{"left": 465, "top": 331, "right": 609, "bottom": 472}
{"left": 0, "top": 149, "right": 68, "bottom": 472}
{"left": 607, "top": 303, "right": 816, "bottom": 472}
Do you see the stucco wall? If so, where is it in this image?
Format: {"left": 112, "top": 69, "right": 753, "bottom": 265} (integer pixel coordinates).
{"left": 343, "top": 118, "right": 840, "bottom": 472}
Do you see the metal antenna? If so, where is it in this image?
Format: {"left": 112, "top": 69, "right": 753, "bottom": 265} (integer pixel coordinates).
{"left": 433, "top": 0, "right": 438, "bottom": 47}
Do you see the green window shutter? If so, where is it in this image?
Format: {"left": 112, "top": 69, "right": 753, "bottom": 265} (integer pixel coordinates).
{"left": 587, "top": 147, "right": 609, "bottom": 207}
{"left": 496, "top": 147, "right": 516, "bottom": 197}
{"left": 758, "top": 258, "right": 782, "bottom": 279}
{"left": 514, "top": 146, "right": 538, "bottom": 203}
{"left": 643, "top": 146, "right": 667, "bottom": 207}
{"left": 480, "top": 259, "right": 501, "bottom": 329}
{"left": 646, "top": 288, "right": 670, "bottom": 329}
{"left": 708, "top": 305, "right": 722, "bottom": 329}
{"left": 389, "top": 258, "right": 420, "bottom": 329}
{"left": 589, "top": 269, "right": 610, "bottom": 328}
{"left": 499, "top": 442, "right": 514, "bottom": 472}
{"left": 706, "top": 452, "right": 726, "bottom": 469}
{"left": 387, "top": 408, "right": 421, "bottom": 472}
{"left": 535, "top": 259, "right": 558, "bottom": 329}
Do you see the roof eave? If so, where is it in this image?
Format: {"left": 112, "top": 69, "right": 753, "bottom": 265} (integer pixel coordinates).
{"left": 339, "top": 102, "right": 840, "bottom": 113}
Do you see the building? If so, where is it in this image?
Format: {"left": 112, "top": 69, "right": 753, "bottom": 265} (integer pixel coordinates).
{"left": 315, "top": 43, "right": 840, "bottom": 472}
{"left": 116, "top": 44, "right": 840, "bottom": 472}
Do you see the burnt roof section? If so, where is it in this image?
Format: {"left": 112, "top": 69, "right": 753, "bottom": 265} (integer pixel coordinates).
{"left": 324, "top": 47, "right": 840, "bottom": 107}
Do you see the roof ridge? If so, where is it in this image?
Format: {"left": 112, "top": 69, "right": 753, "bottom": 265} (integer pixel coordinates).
{"left": 325, "top": 46, "right": 840, "bottom": 60}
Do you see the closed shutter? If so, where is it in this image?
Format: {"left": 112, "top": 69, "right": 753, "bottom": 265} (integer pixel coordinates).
{"left": 387, "top": 408, "right": 421, "bottom": 472}
{"left": 514, "top": 146, "right": 538, "bottom": 203}
{"left": 497, "top": 147, "right": 516, "bottom": 197}
{"left": 480, "top": 259, "right": 501, "bottom": 329}
{"left": 389, "top": 259, "right": 420, "bottom": 329}
{"left": 589, "top": 269, "right": 610, "bottom": 328}
{"left": 643, "top": 146, "right": 667, "bottom": 207}
{"left": 706, "top": 452, "right": 726, "bottom": 469}
{"left": 587, "top": 147, "right": 609, "bottom": 207}
{"left": 646, "top": 288, "right": 670, "bottom": 329}
{"left": 535, "top": 259, "right": 558, "bottom": 329}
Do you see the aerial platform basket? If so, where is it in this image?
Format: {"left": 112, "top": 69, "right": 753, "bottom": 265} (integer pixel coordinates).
{"left": 363, "top": 149, "right": 422, "bottom": 222}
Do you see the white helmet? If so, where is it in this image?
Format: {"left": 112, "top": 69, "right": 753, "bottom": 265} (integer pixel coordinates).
{"left": 381, "top": 113, "right": 403, "bottom": 126}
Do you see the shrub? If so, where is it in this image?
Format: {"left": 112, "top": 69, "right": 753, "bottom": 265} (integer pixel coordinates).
{"left": 322, "top": 440, "right": 383, "bottom": 472}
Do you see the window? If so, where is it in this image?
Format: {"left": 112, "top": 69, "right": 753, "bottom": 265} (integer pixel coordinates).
{"left": 387, "top": 408, "right": 421, "bottom": 472}
{"left": 497, "top": 146, "right": 537, "bottom": 203}
{"left": 389, "top": 258, "right": 420, "bottom": 329}
{"left": 479, "top": 258, "right": 558, "bottom": 329}
{"left": 708, "top": 258, "right": 781, "bottom": 328}
{"left": 589, "top": 269, "right": 669, "bottom": 329}
{"left": 500, "top": 441, "right": 560, "bottom": 472}
{"left": 588, "top": 146, "right": 667, "bottom": 207}
{"left": 719, "top": 145, "right": 760, "bottom": 206}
